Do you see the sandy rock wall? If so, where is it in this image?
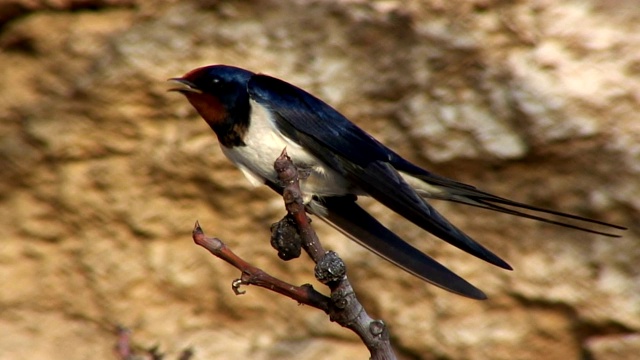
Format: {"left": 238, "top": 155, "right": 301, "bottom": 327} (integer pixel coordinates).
{"left": 1, "top": 1, "right": 638, "bottom": 359}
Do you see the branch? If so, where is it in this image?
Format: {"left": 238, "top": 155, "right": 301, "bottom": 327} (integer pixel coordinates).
{"left": 192, "top": 150, "right": 397, "bottom": 359}
{"left": 274, "top": 150, "right": 396, "bottom": 359}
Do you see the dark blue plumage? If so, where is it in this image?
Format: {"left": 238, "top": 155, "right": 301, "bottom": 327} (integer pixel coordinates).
{"left": 169, "top": 65, "right": 625, "bottom": 299}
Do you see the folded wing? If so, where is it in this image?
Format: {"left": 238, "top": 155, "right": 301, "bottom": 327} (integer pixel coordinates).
{"left": 249, "top": 74, "right": 512, "bottom": 270}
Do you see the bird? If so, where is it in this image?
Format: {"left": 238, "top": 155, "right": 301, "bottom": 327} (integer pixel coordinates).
{"left": 168, "top": 64, "right": 626, "bottom": 300}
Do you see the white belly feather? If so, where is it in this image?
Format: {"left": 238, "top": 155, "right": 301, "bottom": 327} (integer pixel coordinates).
{"left": 220, "top": 100, "right": 352, "bottom": 201}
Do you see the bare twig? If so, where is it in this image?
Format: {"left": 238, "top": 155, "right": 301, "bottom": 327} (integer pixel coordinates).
{"left": 192, "top": 223, "right": 330, "bottom": 312}
{"left": 114, "top": 326, "right": 132, "bottom": 360}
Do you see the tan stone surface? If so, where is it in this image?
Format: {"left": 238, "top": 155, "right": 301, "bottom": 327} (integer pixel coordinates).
{"left": 1, "top": 1, "right": 638, "bottom": 359}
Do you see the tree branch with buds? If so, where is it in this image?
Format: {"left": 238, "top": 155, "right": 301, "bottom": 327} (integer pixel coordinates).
{"left": 193, "top": 150, "right": 397, "bottom": 360}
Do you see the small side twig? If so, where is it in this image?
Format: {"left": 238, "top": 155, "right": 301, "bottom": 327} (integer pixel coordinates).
{"left": 192, "top": 223, "right": 330, "bottom": 312}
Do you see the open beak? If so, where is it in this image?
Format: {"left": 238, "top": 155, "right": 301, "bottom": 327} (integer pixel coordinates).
{"left": 167, "top": 78, "right": 202, "bottom": 94}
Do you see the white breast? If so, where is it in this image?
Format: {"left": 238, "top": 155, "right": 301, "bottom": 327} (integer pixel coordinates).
{"left": 220, "top": 100, "right": 352, "bottom": 201}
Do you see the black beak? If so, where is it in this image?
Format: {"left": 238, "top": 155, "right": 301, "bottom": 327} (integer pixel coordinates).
{"left": 167, "top": 78, "right": 202, "bottom": 94}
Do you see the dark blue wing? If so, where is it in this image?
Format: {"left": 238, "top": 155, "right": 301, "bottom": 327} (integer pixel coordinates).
{"left": 248, "top": 74, "right": 511, "bottom": 271}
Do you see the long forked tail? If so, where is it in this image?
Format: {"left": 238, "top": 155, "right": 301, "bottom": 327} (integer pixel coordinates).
{"left": 402, "top": 168, "right": 626, "bottom": 237}
{"left": 449, "top": 193, "right": 625, "bottom": 237}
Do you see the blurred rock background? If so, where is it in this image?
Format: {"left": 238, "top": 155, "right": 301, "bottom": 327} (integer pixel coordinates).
{"left": 0, "top": 0, "right": 638, "bottom": 359}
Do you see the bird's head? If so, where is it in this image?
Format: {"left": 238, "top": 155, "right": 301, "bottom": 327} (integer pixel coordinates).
{"left": 168, "top": 65, "right": 254, "bottom": 129}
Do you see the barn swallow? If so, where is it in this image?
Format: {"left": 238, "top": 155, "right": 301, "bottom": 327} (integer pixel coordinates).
{"left": 168, "top": 65, "right": 625, "bottom": 300}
